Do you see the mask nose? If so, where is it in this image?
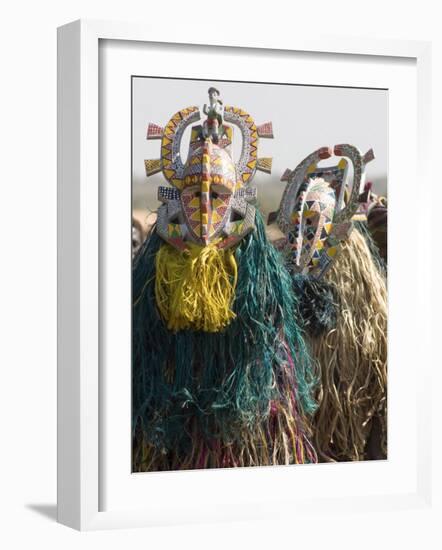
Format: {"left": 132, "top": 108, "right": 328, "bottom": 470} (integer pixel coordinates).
{"left": 200, "top": 140, "right": 213, "bottom": 244}
{"left": 199, "top": 189, "right": 212, "bottom": 244}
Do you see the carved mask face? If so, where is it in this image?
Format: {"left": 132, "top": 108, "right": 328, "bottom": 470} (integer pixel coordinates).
{"left": 180, "top": 140, "right": 236, "bottom": 244}
{"left": 277, "top": 145, "right": 375, "bottom": 277}
{"left": 289, "top": 179, "right": 336, "bottom": 271}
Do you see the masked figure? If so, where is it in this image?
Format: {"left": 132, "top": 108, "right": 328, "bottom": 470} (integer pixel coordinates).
{"left": 133, "top": 89, "right": 318, "bottom": 471}
{"left": 269, "top": 144, "right": 387, "bottom": 461}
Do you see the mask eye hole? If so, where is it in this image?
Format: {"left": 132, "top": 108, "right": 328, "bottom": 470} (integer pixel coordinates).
{"left": 211, "top": 183, "right": 231, "bottom": 199}
{"left": 230, "top": 210, "right": 243, "bottom": 223}
{"left": 194, "top": 191, "right": 201, "bottom": 198}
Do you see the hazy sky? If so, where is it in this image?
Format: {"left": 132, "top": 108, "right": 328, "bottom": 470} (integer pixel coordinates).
{"left": 132, "top": 77, "right": 387, "bottom": 216}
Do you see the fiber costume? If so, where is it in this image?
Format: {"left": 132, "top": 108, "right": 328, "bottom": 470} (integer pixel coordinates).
{"left": 133, "top": 91, "right": 318, "bottom": 471}
{"left": 269, "top": 145, "right": 387, "bottom": 462}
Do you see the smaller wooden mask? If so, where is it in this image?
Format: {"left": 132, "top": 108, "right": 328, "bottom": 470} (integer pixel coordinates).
{"left": 276, "top": 144, "right": 375, "bottom": 277}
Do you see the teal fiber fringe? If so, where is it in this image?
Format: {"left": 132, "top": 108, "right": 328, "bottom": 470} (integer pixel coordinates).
{"left": 292, "top": 274, "right": 339, "bottom": 338}
{"left": 287, "top": 222, "right": 384, "bottom": 338}
{"left": 132, "top": 212, "right": 317, "bottom": 457}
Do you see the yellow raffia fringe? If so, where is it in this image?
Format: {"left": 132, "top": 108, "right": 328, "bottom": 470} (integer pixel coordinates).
{"left": 155, "top": 241, "right": 238, "bottom": 332}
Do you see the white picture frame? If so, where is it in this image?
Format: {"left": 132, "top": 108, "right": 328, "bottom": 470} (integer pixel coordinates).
{"left": 57, "top": 19, "right": 432, "bottom": 531}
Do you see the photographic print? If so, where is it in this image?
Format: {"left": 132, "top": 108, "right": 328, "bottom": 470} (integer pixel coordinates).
{"left": 131, "top": 77, "right": 387, "bottom": 472}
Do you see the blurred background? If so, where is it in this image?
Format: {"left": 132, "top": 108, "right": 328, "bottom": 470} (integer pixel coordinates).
{"left": 132, "top": 77, "right": 387, "bottom": 225}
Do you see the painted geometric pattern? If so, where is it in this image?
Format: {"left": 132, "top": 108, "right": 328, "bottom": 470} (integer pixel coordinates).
{"left": 146, "top": 123, "right": 164, "bottom": 140}
{"left": 277, "top": 147, "right": 332, "bottom": 235}
{"left": 188, "top": 124, "right": 234, "bottom": 152}
{"left": 158, "top": 186, "right": 180, "bottom": 202}
{"left": 210, "top": 194, "right": 231, "bottom": 237}
{"left": 256, "top": 157, "right": 273, "bottom": 174}
{"left": 229, "top": 219, "right": 245, "bottom": 235}
{"left": 160, "top": 106, "right": 200, "bottom": 189}
{"left": 167, "top": 222, "right": 182, "bottom": 239}
{"left": 144, "top": 158, "right": 162, "bottom": 177}
{"left": 280, "top": 168, "right": 292, "bottom": 182}
{"left": 216, "top": 125, "right": 233, "bottom": 150}
{"left": 189, "top": 125, "right": 203, "bottom": 150}
{"left": 181, "top": 188, "right": 202, "bottom": 238}
{"left": 179, "top": 140, "right": 237, "bottom": 242}
{"left": 278, "top": 144, "right": 374, "bottom": 277}
{"left": 156, "top": 204, "right": 187, "bottom": 252}
{"left": 218, "top": 201, "right": 256, "bottom": 250}
{"left": 234, "top": 186, "right": 257, "bottom": 202}
{"left": 287, "top": 179, "right": 336, "bottom": 273}
{"left": 363, "top": 148, "right": 375, "bottom": 164}
{"left": 223, "top": 105, "right": 259, "bottom": 185}
{"left": 306, "top": 160, "right": 347, "bottom": 210}
{"left": 147, "top": 102, "right": 267, "bottom": 251}
{"left": 257, "top": 121, "right": 274, "bottom": 138}
{"left": 181, "top": 145, "right": 236, "bottom": 192}
{"left": 199, "top": 140, "right": 212, "bottom": 241}
{"left": 333, "top": 144, "right": 365, "bottom": 225}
